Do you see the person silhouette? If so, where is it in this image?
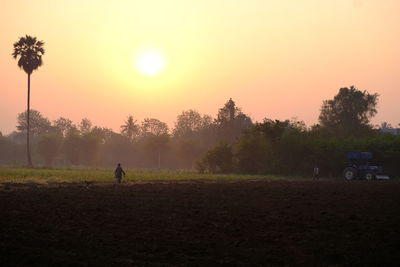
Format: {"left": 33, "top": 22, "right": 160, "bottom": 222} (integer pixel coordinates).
{"left": 313, "top": 165, "right": 320, "bottom": 180}
{"left": 114, "top": 163, "right": 126, "bottom": 184}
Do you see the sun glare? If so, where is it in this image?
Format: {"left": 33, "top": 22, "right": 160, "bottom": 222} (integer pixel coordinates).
{"left": 135, "top": 49, "right": 166, "bottom": 76}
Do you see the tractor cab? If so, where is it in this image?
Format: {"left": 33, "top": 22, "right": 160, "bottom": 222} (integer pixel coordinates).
{"left": 343, "top": 152, "right": 390, "bottom": 180}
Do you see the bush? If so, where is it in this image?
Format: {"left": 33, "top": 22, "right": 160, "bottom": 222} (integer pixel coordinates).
{"left": 196, "top": 143, "right": 233, "bottom": 173}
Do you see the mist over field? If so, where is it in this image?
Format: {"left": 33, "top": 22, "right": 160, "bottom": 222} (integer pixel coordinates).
{"left": 1, "top": 92, "right": 400, "bottom": 178}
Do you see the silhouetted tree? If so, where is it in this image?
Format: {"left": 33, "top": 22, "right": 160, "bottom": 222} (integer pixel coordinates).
{"left": 80, "top": 133, "right": 101, "bottom": 165}
{"left": 173, "top": 110, "right": 212, "bottom": 138}
{"left": 174, "top": 138, "right": 203, "bottom": 168}
{"left": 12, "top": 35, "right": 45, "bottom": 166}
{"left": 0, "top": 134, "right": 14, "bottom": 164}
{"left": 64, "top": 131, "right": 81, "bottom": 165}
{"left": 17, "top": 110, "right": 52, "bottom": 137}
{"left": 37, "top": 134, "right": 63, "bottom": 166}
{"left": 141, "top": 118, "right": 169, "bottom": 168}
{"left": 101, "top": 132, "right": 134, "bottom": 167}
{"left": 378, "top": 122, "right": 393, "bottom": 130}
{"left": 319, "top": 86, "right": 378, "bottom": 137}
{"left": 172, "top": 110, "right": 213, "bottom": 168}
{"left": 235, "top": 119, "right": 306, "bottom": 174}
{"left": 196, "top": 142, "right": 233, "bottom": 173}
{"left": 53, "top": 117, "right": 76, "bottom": 137}
{"left": 120, "top": 115, "right": 140, "bottom": 143}
{"left": 236, "top": 131, "right": 269, "bottom": 174}
{"left": 215, "top": 98, "right": 252, "bottom": 142}
{"left": 217, "top": 98, "right": 238, "bottom": 123}
{"left": 91, "top": 126, "right": 113, "bottom": 144}
{"left": 141, "top": 118, "right": 168, "bottom": 136}
{"left": 79, "top": 118, "right": 92, "bottom": 134}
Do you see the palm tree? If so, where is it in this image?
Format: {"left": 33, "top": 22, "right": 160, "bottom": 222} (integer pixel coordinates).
{"left": 120, "top": 115, "right": 140, "bottom": 143}
{"left": 12, "top": 35, "right": 45, "bottom": 167}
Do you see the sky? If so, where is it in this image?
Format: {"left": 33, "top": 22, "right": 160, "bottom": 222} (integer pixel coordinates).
{"left": 1, "top": 0, "right": 399, "bottom": 134}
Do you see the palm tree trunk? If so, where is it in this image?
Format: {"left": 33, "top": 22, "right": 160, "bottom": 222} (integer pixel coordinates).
{"left": 27, "top": 73, "right": 33, "bottom": 167}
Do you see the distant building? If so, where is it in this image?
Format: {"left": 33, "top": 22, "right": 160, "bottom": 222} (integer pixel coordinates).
{"left": 379, "top": 128, "right": 400, "bottom": 135}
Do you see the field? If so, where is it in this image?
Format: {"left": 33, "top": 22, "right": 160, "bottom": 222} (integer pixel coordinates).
{"left": 0, "top": 167, "right": 285, "bottom": 184}
{"left": 1, "top": 168, "right": 399, "bottom": 266}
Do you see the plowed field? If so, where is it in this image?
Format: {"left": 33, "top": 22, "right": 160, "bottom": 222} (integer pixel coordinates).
{"left": 1, "top": 179, "right": 399, "bottom": 266}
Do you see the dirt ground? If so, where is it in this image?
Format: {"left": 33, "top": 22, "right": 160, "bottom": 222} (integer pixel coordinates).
{"left": 1, "top": 179, "right": 399, "bottom": 266}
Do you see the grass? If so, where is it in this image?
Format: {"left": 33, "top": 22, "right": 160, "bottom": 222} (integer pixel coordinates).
{"left": 0, "top": 167, "right": 288, "bottom": 184}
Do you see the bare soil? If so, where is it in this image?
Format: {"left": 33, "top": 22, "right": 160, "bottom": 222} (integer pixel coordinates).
{"left": 1, "top": 179, "right": 399, "bottom": 266}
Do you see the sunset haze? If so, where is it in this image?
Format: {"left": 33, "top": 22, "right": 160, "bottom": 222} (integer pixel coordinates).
{"left": 1, "top": 0, "right": 399, "bottom": 134}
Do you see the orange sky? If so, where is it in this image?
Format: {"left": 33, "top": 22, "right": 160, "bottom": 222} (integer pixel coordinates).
{"left": 1, "top": 0, "right": 399, "bottom": 134}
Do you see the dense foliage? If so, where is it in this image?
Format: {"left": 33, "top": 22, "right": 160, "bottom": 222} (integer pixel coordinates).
{"left": 0, "top": 99, "right": 250, "bottom": 169}
{"left": 319, "top": 86, "right": 378, "bottom": 137}
{"left": 196, "top": 87, "right": 399, "bottom": 178}
{"left": 1, "top": 87, "right": 399, "bottom": 178}
{"left": 197, "top": 119, "right": 400, "bottom": 177}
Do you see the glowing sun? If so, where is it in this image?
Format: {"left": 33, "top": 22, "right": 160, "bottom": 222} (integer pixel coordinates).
{"left": 134, "top": 49, "right": 166, "bottom": 76}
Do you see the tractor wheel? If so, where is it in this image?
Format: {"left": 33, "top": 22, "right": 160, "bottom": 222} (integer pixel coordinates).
{"left": 343, "top": 167, "right": 357, "bottom": 180}
{"left": 365, "top": 171, "right": 375, "bottom": 180}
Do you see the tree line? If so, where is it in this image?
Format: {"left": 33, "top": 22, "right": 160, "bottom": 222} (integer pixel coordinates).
{"left": 0, "top": 98, "right": 252, "bottom": 169}
{"left": 1, "top": 87, "right": 400, "bottom": 178}
{"left": 7, "top": 35, "right": 254, "bottom": 169}
{"left": 6, "top": 35, "right": 400, "bottom": 177}
{"left": 196, "top": 87, "right": 400, "bottom": 178}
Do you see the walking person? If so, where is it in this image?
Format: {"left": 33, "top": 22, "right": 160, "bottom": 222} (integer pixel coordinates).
{"left": 114, "top": 163, "right": 126, "bottom": 184}
{"left": 313, "top": 165, "right": 320, "bottom": 180}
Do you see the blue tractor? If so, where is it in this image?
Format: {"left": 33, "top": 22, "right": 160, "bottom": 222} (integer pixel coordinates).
{"left": 343, "top": 152, "right": 390, "bottom": 180}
